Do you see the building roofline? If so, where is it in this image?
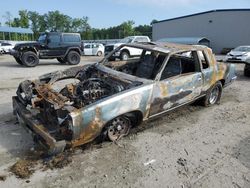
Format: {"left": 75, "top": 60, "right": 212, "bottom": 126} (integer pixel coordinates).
{"left": 154, "top": 9, "right": 250, "bottom": 24}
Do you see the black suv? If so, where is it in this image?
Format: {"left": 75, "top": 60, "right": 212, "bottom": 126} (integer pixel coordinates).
{"left": 10, "top": 32, "right": 84, "bottom": 67}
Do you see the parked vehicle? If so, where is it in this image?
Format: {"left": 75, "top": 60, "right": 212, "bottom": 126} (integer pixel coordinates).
{"left": 84, "top": 43, "right": 104, "bottom": 56}
{"left": 104, "top": 36, "right": 151, "bottom": 60}
{"left": 13, "top": 42, "right": 236, "bottom": 154}
{"left": 10, "top": 32, "right": 84, "bottom": 67}
{"left": 225, "top": 46, "right": 250, "bottom": 77}
{"left": 225, "top": 46, "right": 250, "bottom": 63}
{"left": 0, "top": 42, "right": 14, "bottom": 54}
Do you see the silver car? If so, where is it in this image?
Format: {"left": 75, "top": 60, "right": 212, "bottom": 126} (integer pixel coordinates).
{"left": 225, "top": 46, "right": 250, "bottom": 63}
{"left": 84, "top": 43, "right": 104, "bottom": 56}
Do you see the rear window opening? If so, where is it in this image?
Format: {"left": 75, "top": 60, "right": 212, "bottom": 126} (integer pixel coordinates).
{"left": 160, "top": 51, "right": 201, "bottom": 80}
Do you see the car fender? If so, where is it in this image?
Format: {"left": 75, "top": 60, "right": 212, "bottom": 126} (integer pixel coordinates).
{"left": 69, "top": 84, "right": 153, "bottom": 147}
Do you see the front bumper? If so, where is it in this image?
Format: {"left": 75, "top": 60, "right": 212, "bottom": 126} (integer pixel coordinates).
{"left": 9, "top": 49, "right": 20, "bottom": 57}
{"left": 12, "top": 96, "right": 66, "bottom": 154}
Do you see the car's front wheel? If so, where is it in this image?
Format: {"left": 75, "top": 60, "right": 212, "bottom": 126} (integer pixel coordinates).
{"left": 67, "top": 51, "right": 81, "bottom": 65}
{"left": 105, "top": 115, "right": 131, "bottom": 142}
{"left": 244, "top": 64, "right": 250, "bottom": 77}
{"left": 202, "top": 81, "right": 222, "bottom": 106}
{"left": 22, "top": 51, "right": 39, "bottom": 67}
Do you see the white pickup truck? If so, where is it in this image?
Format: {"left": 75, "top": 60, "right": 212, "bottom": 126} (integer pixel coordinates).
{"left": 104, "top": 36, "right": 151, "bottom": 60}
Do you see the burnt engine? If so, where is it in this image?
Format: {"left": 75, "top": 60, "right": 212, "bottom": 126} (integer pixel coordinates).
{"left": 59, "top": 67, "right": 126, "bottom": 108}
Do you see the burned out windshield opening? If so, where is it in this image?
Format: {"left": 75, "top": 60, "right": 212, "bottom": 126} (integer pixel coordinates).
{"left": 104, "top": 46, "right": 167, "bottom": 80}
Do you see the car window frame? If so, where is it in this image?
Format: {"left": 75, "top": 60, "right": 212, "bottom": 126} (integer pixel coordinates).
{"left": 156, "top": 50, "right": 202, "bottom": 81}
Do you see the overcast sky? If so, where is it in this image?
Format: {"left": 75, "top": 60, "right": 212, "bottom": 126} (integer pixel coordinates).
{"left": 0, "top": 0, "right": 250, "bottom": 28}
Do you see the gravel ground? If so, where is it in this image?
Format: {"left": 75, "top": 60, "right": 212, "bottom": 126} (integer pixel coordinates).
{"left": 0, "top": 55, "right": 250, "bottom": 188}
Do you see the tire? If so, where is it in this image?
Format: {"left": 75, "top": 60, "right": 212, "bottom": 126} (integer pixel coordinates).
{"left": 103, "top": 115, "right": 131, "bottom": 142}
{"left": 120, "top": 51, "right": 129, "bottom": 61}
{"left": 57, "top": 57, "right": 67, "bottom": 64}
{"left": 244, "top": 64, "right": 250, "bottom": 77}
{"left": 14, "top": 57, "right": 23, "bottom": 65}
{"left": 67, "top": 51, "right": 81, "bottom": 65}
{"left": 201, "top": 81, "right": 223, "bottom": 107}
{"left": 22, "top": 51, "right": 39, "bottom": 67}
{"left": 97, "top": 51, "right": 102, "bottom": 56}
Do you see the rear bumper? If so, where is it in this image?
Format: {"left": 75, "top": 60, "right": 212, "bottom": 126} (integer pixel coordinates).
{"left": 12, "top": 96, "right": 66, "bottom": 154}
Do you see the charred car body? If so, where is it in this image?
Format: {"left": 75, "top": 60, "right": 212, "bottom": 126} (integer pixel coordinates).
{"left": 13, "top": 42, "right": 236, "bottom": 154}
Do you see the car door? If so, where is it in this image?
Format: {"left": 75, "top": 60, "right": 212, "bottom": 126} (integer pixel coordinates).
{"left": 149, "top": 51, "right": 203, "bottom": 117}
{"left": 92, "top": 44, "right": 99, "bottom": 55}
{"left": 84, "top": 44, "right": 92, "bottom": 55}
{"left": 46, "top": 34, "right": 62, "bottom": 57}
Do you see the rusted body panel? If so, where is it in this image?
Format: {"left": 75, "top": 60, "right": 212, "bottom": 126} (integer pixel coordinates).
{"left": 12, "top": 42, "right": 236, "bottom": 154}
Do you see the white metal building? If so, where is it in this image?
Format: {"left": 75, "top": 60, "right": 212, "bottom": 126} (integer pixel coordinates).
{"left": 152, "top": 9, "right": 250, "bottom": 53}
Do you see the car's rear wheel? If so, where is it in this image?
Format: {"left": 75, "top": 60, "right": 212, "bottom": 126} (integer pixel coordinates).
{"left": 120, "top": 51, "right": 129, "bottom": 61}
{"left": 106, "top": 115, "right": 131, "bottom": 141}
{"left": 67, "top": 51, "right": 81, "bottom": 65}
{"left": 202, "top": 81, "right": 222, "bottom": 106}
{"left": 244, "top": 64, "right": 250, "bottom": 77}
{"left": 57, "top": 57, "right": 67, "bottom": 64}
{"left": 14, "top": 57, "right": 23, "bottom": 65}
{"left": 22, "top": 51, "right": 39, "bottom": 67}
{"left": 97, "top": 51, "right": 102, "bottom": 56}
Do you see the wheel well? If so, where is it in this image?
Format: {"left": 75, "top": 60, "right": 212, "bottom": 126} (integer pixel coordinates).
{"left": 21, "top": 47, "right": 37, "bottom": 54}
{"left": 219, "top": 79, "right": 225, "bottom": 86}
{"left": 67, "top": 49, "right": 81, "bottom": 56}
{"left": 124, "top": 110, "right": 143, "bottom": 127}
{"left": 121, "top": 49, "right": 130, "bottom": 56}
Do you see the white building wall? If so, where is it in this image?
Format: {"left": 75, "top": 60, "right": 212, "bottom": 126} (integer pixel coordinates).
{"left": 153, "top": 10, "right": 250, "bottom": 53}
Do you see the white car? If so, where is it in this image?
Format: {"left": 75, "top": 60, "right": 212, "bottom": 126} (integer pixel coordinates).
{"left": 0, "top": 42, "right": 14, "bottom": 54}
{"left": 104, "top": 36, "right": 151, "bottom": 60}
{"left": 225, "top": 46, "right": 250, "bottom": 63}
{"left": 84, "top": 43, "right": 104, "bottom": 56}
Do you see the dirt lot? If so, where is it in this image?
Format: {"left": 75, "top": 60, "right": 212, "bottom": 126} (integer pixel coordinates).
{"left": 0, "top": 55, "right": 250, "bottom": 188}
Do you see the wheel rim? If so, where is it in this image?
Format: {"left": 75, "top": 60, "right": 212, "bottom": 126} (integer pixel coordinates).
{"left": 70, "top": 54, "right": 79, "bottom": 64}
{"left": 107, "top": 116, "right": 131, "bottom": 141}
{"left": 122, "top": 53, "right": 128, "bottom": 60}
{"left": 27, "top": 55, "right": 36, "bottom": 65}
{"left": 209, "top": 86, "right": 220, "bottom": 104}
{"left": 97, "top": 51, "right": 102, "bottom": 56}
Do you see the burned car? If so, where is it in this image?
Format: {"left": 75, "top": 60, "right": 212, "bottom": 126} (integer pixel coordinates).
{"left": 13, "top": 42, "right": 236, "bottom": 154}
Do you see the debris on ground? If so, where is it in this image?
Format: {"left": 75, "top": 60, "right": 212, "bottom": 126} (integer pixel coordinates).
{"left": 10, "top": 160, "right": 36, "bottom": 179}
{"left": 0, "top": 175, "right": 7, "bottom": 181}
{"left": 44, "top": 153, "right": 72, "bottom": 170}
{"left": 144, "top": 159, "right": 156, "bottom": 166}
{"left": 177, "top": 158, "right": 188, "bottom": 172}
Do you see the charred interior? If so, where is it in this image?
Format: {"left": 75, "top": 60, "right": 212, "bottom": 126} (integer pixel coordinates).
{"left": 106, "top": 50, "right": 167, "bottom": 80}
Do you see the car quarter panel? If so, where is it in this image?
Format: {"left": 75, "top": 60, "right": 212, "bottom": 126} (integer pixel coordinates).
{"left": 69, "top": 84, "right": 153, "bottom": 147}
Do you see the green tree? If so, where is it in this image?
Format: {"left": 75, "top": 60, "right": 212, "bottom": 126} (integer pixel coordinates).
{"left": 28, "top": 11, "right": 40, "bottom": 38}
{"left": 11, "top": 18, "right": 20, "bottom": 27}
{"left": 18, "top": 10, "right": 29, "bottom": 28}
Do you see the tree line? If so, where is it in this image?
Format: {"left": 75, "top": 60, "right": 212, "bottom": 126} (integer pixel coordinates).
{"left": 1, "top": 10, "right": 156, "bottom": 40}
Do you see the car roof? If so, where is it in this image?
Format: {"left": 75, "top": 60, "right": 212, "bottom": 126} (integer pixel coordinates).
{"left": 120, "top": 42, "right": 208, "bottom": 54}
{"left": 235, "top": 45, "right": 250, "bottom": 48}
